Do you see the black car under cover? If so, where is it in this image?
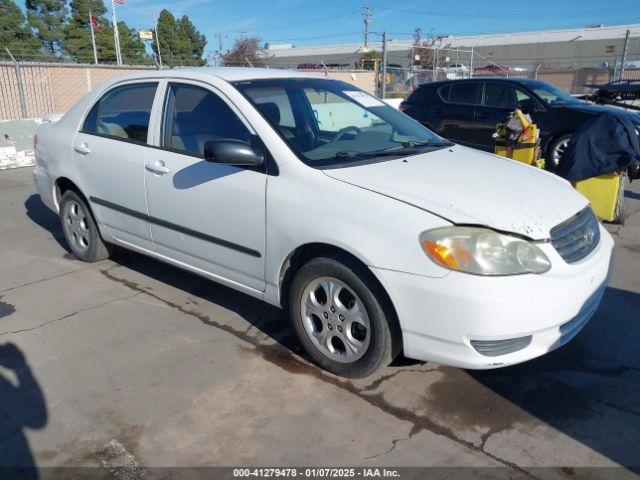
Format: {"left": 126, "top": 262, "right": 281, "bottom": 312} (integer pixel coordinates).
{"left": 558, "top": 112, "right": 640, "bottom": 182}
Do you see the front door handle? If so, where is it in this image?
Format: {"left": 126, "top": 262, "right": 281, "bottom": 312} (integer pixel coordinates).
{"left": 145, "top": 162, "right": 170, "bottom": 175}
{"left": 476, "top": 111, "right": 490, "bottom": 119}
{"left": 74, "top": 143, "right": 91, "bottom": 155}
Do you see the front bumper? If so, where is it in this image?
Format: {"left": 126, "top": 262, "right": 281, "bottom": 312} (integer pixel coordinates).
{"left": 372, "top": 224, "right": 614, "bottom": 369}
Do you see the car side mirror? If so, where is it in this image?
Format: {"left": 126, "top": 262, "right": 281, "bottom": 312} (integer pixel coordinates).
{"left": 518, "top": 99, "right": 539, "bottom": 114}
{"left": 204, "top": 139, "right": 264, "bottom": 166}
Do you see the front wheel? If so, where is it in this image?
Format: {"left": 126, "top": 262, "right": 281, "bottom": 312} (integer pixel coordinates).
{"left": 289, "top": 255, "right": 400, "bottom": 378}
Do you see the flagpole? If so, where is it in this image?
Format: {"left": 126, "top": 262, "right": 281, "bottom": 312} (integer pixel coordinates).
{"left": 89, "top": 11, "right": 98, "bottom": 65}
{"left": 111, "top": 0, "right": 122, "bottom": 66}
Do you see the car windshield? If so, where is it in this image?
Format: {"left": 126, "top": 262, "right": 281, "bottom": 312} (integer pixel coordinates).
{"left": 531, "top": 83, "right": 581, "bottom": 106}
{"left": 233, "top": 78, "right": 451, "bottom": 168}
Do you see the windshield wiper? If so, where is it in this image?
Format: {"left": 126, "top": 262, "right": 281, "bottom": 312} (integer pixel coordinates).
{"left": 333, "top": 141, "right": 452, "bottom": 160}
{"left": 401, "top": 140, "right": 454, "bottom": 148}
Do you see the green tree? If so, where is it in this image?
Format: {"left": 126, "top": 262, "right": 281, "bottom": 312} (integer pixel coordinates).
{"left": 0, "top": 0, "right": 40, "bottom": 61}
{"left": 64, "top": 0, "right": 110, "bottom": 63}
{"left": 26, "top": 0, "right": 68, "bottom": 55}
{"left": 221, "top": 37, "right": 264, "bottom": 67}
{"left": 64, "top": 0, "right": 151, "bottom": 65}
{"left": 152, "top": 9, "right": 207, "bottom": 67}
{"left": 118, "top": 21, "right": 152, "bottom": 65}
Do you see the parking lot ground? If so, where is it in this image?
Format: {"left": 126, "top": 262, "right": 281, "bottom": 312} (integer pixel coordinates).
{"left": 0, "top": 166, "right": 639, "bottom": 478}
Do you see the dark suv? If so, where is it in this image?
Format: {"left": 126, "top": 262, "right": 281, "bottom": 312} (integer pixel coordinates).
{"left": 400, "top": 78, "right": 640, "bottom": 170}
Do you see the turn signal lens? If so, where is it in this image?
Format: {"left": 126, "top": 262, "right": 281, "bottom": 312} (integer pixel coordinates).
{"left": 420, "top": 227, "right": 551, "bottom": 276}
{"left": 422, "top": 241, "right": 458, "bottom": 269}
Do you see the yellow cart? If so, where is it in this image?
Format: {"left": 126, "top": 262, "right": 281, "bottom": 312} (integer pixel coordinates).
{"left": 493, "top": 108, "right": 627, "bottom": 224}
{"left": 493, "top": 109, "right": 545, "bottom": 169}
{"left": 574, "top": 172, "right": 627, "bottom": 224}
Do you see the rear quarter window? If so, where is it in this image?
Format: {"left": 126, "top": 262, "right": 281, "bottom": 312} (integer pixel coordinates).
{"left": 437, "top": 85, "right": 451, "bottom": 102}
{"left": 406, "top": 86, "right": 431, "bottom": 103}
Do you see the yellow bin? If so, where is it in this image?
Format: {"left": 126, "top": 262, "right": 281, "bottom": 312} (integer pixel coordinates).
{"left": 574, "top": 173, "right": 625, "bottom": 223}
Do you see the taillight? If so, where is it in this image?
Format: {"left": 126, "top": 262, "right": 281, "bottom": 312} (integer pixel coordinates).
{"left": 399, "top": 102, "right": 409, "bottom": 112}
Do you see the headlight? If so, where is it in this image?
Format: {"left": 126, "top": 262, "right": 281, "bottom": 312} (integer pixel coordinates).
{"left": 420, "top": 227, "right": 551, "bottom": 276}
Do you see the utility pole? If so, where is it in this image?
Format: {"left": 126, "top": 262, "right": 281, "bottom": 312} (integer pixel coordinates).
{"left": 619, "top": 29, "right": 631, "bottom": 81}
{"left": 381, "top": 31, "right": 387, "bottom": 99}
{"left": 152, "top": 11, "right": 163, "bottom": 69}
{"left": 362, "top": 7, "right": 373, "bottom": 47}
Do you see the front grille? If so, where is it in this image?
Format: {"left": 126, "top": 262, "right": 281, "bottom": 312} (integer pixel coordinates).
{"left": 550, "top": 208, "right": 600, "bottom": 264}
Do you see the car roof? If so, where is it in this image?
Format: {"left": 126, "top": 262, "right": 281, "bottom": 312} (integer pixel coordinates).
{"left": 101, "top": 67, "right": 328, "bottom": 84}
{"left": 422, "top": 77, "right": 546, "bottom": 89}
{"left": 419, "top": 77, "right": 549, "bottom": 89}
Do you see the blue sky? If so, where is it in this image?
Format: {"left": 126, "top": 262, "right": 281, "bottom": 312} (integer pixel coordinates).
{"left": 23, "top": 0, "right": 640, "bottom": 58}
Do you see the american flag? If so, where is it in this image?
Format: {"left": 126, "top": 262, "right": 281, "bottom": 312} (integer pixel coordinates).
{"left": 114, "top": 0, "right": 125, "bottom": 4}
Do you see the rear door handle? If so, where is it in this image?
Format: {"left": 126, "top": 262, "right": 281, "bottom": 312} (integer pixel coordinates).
{"left": 145, "top": 162, "right": 170, "bottom": 175}
{"left": 431, "top": 107, "right": 444, "bottom": 115}
{"left": 74, "top": 143, "right": 91, "bottom": 155}
{"left": 477, "top": 111, "right": 490, "bottom": 119}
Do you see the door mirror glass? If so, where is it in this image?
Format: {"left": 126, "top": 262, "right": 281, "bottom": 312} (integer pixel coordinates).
{"left": 204, "top": 139, "right": 264, "bottom": 166}
{"left": 518, "top": 98, "right": 539, "bottom": 114}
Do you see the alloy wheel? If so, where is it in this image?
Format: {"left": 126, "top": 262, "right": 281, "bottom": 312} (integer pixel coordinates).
{"left": 300, "top": 276, "right": 371, "bottom": 363}
{"left": 551, "top": 137, "right": 571, "bottom": 167}
{"left": 63, "top": 200, "right": 91, "bottom": 252}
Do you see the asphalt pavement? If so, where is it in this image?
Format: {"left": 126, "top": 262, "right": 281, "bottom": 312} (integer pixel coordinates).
{"left": 0, "top": 166, "right": 639, "bottom": 479}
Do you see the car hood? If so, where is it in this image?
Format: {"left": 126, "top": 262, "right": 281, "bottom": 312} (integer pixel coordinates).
{"left": 566, "top": 102, "right": 640, "bottom": 123}
{"left": 323, "top": 145, "right": 589, "bottom": 240}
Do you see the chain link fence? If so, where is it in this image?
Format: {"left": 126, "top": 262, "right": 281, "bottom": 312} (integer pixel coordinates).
{"left": 0, "top": 60, "right": 378, "bottom": 121}
{"left": 379, "top": 47, "right": 640, "bottom": 99}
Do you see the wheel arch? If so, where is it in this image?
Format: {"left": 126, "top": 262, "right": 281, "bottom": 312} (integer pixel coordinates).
{"left": 54, "top": 176, "right": 87, "bottom": 208}
{"left": 277, "top": 242, "right": 401, "bottom": 339}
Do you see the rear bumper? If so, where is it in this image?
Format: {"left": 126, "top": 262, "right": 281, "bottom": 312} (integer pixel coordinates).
{"left": 32, "top": 166, "right": 57, "bottom": 213}
{"left": 372, "top": 225, "right": 614, "bottom": 369}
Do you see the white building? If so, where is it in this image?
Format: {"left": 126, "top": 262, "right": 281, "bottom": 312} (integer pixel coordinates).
{"left": 262, "top": 23, "right": 640, "bottom": 70}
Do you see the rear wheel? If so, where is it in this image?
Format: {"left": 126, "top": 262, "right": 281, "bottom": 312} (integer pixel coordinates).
{"left": 289, "top": 255, "right": 400, "bottom": 378}
{"left": 60, "top": 190, "right": 111, "bottom": 262}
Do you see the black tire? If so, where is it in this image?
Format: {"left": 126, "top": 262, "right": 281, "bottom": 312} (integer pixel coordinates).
{"left": 545, "top": 134, "right": 572, "bottom": 172}
{"left": 59, "top": 190, "right": 111, "bottom": 262}
{"left": 289, "top": 254, "right": 401, "bottom": 378}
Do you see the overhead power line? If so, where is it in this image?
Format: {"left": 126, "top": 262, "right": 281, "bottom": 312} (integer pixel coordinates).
{"left": 221, "top": 7, "right": 361, "bottom": 35}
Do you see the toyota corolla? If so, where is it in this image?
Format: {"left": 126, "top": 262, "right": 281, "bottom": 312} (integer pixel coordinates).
{"left": 32, "top": 68, "right": 613, "bottom": 377}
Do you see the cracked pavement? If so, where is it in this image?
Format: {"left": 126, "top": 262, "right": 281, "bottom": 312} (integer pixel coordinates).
{"left": 0, "top": 167, "right": 639, "bottom": 477}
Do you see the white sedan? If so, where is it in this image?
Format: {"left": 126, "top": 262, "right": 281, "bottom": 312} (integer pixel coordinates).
{"left": 32, "top": 68, "right": 613, "bottom": 377}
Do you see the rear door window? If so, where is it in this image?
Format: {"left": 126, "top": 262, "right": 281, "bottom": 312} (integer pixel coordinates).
{"left": 447, "top": 82, "right": 480, "bottom": 105}
{"left": 483, "top": 82, "right": 533, "bottom": 108}
{"left": 83, "top": 82, "right": 158, "bottom": 144}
